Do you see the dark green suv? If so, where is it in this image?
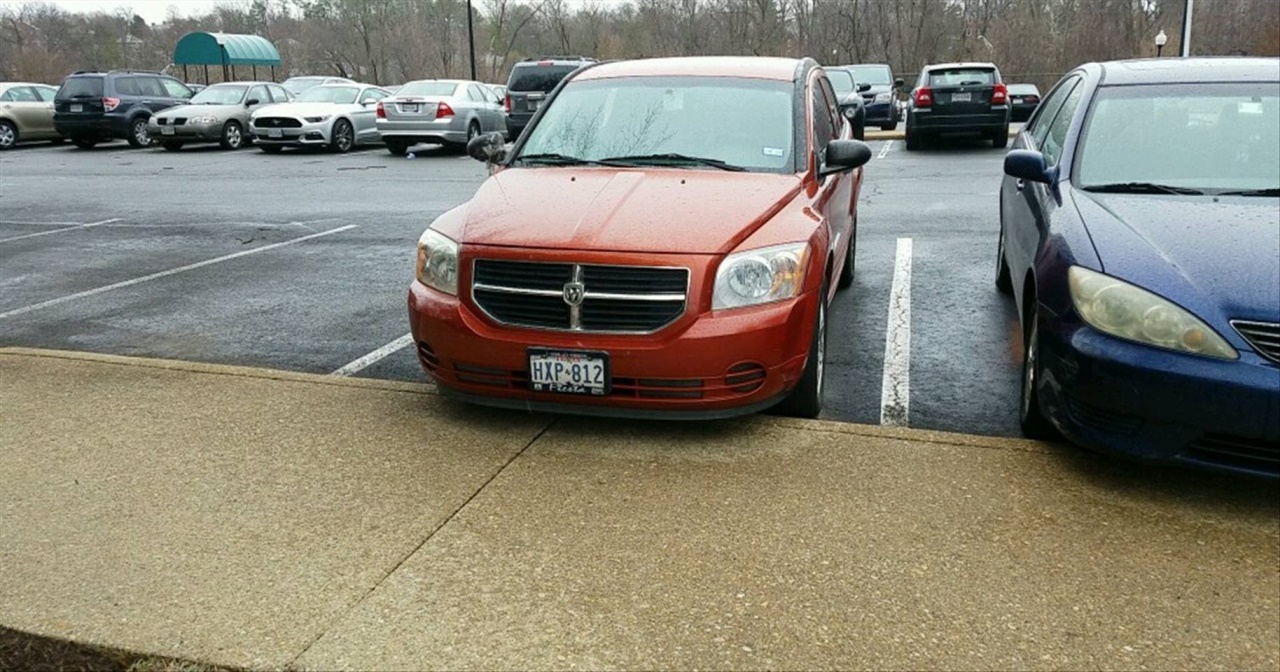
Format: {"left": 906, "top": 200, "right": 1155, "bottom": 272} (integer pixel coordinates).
{"left": 53, "top": 70, "right": 194, "bottom": 148}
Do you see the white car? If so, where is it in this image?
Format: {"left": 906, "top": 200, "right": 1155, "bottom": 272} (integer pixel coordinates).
{"left": 250, "top": 83, "right": 390, "bottom": 153}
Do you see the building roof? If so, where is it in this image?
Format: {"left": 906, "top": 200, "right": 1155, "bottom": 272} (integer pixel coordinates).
{"left": 577, "top": 57, "right": 802, "bottom": 82}
{"left": 173, "top": 32, "right": 281, "bottom": 67}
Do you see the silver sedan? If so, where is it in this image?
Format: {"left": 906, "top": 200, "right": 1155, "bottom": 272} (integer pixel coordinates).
{"left": 251, "top": 84, "right": 390, "bottom": 154}
{"left": 376, "top": 79, "right": 506, "bottom": 155}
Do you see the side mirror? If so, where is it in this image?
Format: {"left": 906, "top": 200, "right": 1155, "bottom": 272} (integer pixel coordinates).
{"left": 467, "top": 131, "right": 507, "bottom": 164}
{"left": 1004, "top": 149, "right": 1055, "bottom": 184}
{"left": 894, "top": 78, "right": 905, "bottom": 88}
{"left": 819, "top": 139, "right": 872, "bottom": 177}
{"left": 857, "top": 82, "right": 872, "bottom": 93}
{"left": 245, "top": 98, "right": 260, "bottom": 107}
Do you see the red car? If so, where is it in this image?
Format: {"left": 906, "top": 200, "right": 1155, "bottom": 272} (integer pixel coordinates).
{"left": 408, "top": 57, "right": 872, "bottom": 419}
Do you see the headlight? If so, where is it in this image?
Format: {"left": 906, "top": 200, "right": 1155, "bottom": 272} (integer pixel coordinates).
{"left": 843, "top": 106, "right": 857, "bottom": 119}
{"left": 304, "top": 115, "right": 330, "bottom": 123}
{"left": 416, "top": 229, "right": 459, "bottom": 295}
{"left": 1068, "top": 266, "right": 1236, "bottom": 360}
{"left": 874, "top": 92, "right": 892, "bottom": 103}
{"left": 713, "top": 242, "right": 810, "bottom": 310}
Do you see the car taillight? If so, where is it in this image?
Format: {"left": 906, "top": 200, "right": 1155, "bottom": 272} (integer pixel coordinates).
{"left": 102, "top": 97, "right": 120, "bottom": 111}
{"left": 504, "top": 94, "right": 511, "bottom": 113}
{"left": 992, "top": 83, "right": 1008, "bottom": 105}
{"left": 437, "top": 101, "right": 455, "bottom": 118}
{"left": 376, "top": 101, "right": 385, "bottom": 119}
{"left": 1026, "top": 96, "right": 1040, "bottom": 104}
{"left": 913, "top": 87, "right": 932, "bottom": 108}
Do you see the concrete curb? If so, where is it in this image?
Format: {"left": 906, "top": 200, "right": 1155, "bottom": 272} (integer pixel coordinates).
{"left": 0, "top": 347, "right": 1047, "bottom": 454}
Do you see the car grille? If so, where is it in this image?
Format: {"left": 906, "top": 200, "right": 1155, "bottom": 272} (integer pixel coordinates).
{"left": 253, "top": 117, "right": 302, "bottom": 128}
{"left": 1232, "top": 320, "right": 1280, "bottom": 363}
{"left": 471, "top": 259, "right": 688, "bottom": 333}
{"left": 1184, "top": 433, "right": 1280, "bottom": 475}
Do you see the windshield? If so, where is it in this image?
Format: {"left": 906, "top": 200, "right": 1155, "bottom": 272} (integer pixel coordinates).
{"left": 295, "top": 86, "right": 359, "bottom": 104}
{"left": 508, "top": 64, "right": 579, "bottom": 93}
{"left": 190, "top": 85, "right": 247, "bottom": 105}
{"left": 1008, "top": 84, "right": 1040, "bottom": 96}
{"left": 396, "top": 81, "right": 461, "bottom": 97}
{"left": 1078, "top": 82, "right": 1280, "bottom": 193}
{"left": 929, "top": 68, "right": 995, "bottom": 87}
{"left": 283, "top": 77, "right": 334, "bottom": 94}
{"left": 849, "top": 66, "right": 893, "bottom": 86}
{"left": 518, "top": 76, "right": 794, "bottom": 173}
{"left": 827, "top": 70, "right": 856, "bottom": 96}
{"left": 57, "top": 77, "right": 103, "bottom": 99}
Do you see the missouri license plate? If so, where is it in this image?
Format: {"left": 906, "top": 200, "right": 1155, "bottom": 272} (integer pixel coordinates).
{"left": 528, "top": 349, "right": 609, "bottom": 396}
{"left": 267, "top": 128, "right": 282, "bottom": 138}
{"left": 161, "top": 126, "right": 175, "bottom": 135}
{"left": 952, "top": 92, "right": 972, "bottom": 102}
{"left": 70, "top": 104, "right": 83, "bottom": 112}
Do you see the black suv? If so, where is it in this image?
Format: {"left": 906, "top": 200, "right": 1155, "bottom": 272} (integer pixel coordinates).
{"left": 54, "top": 70, "right": 194, "bottom": 148}
{"left": 904, "top": 62, "right": 1010, "bottom": 150}
{"left": 503, "top": 56, "right": 597, "bottom": 140}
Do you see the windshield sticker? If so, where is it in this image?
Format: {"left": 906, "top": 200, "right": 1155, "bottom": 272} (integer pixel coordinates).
{"left": 762, "top": 147, "right": 784, "bottom": 157}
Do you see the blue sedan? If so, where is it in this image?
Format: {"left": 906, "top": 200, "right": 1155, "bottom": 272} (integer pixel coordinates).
{"left": 996, "top": 57, "right": 1280, "bottom": 478}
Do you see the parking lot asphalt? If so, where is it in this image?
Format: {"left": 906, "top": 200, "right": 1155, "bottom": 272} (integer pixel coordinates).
{"left": 3, "top": 348, "right": 1277, "bottom": 670}
{"left": 0, "top": 132, "right": 1024, "bottom": 438}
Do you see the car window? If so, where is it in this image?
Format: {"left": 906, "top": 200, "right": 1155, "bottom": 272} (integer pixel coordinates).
{"left": 1039, "top": 82, "right": 1084, "bottom": 166}
{"left": 519, "top": 75, "right": 794, "bottom": 172}
{"left": 0, "top": 89, "right": 12, "bottom": 102}
{"left": 468, "top": 84, "right": 488, "bottom": 102}
{"left": 267, "top": 84, "right": 290, "bottom": 102}
{"left": 114, "top": 77, "right": 140, "bottom": 96}
{"left": 138, "top": 77, "right": 167, "bottom": 98}
{"left": 811, "top": 80, "right": 835, "bottom": 156}
{"left": 160, "top": 78, "right": 191, "bottom": 98}
{"left": 34, "top": 85, "right": 58, "bottom": 101}
{"left": 359, "top": 88, "right": 388, "bottom": 104}
{"left": 507, "top": 64, "right": 579, "bottom": 93}
{"left": 57, "top": 76, "right": 104, "bottom": 99}
{"left": 1028, "top": 77, "right": 1080, "bottom": 147}
{"left": 848, "top": 65, "right": 893, "bottom": 86}
{"left": 295, "top": 86, "right": 359, "bottom": 104}
{"left": 3, "top": 87, "right": 38, "bottom": 102}
{"left": 927, "top": 68, "right": 995, "bottom": 87}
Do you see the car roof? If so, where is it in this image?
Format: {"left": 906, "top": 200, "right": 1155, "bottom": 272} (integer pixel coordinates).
{"left": 1096, "top": 57, "right": 1280, "bottom": 86}
{"left": 834, "top": 63, "right": 891, "bottom": 69}
{"left": 0, "top": 82, "right": 54, "bottom": 88}
{"left": 206, "top": 81, "right": 277, "bottom": 86}
{"left": 923, "top": 62, "right": 999, "bottom": 71}
{"left": 577, "top": 56, "right": 801, "bottom": 82}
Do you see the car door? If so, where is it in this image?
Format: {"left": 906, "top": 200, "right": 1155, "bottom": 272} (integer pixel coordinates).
{"left": 467, "top": 83, "right": 496, "bottom": 132}
{"left": 267, "top": 84, "right": 292, "bottom": 103}
{"left": 354, "top": 87, "right": 388, "bottom": 142}
{"left": 136, "top": 76, "right": 170, "bottom": 114}
{"left": 810, "top": 72, "right": 855, "bottom": 297}
{"left": 159, "top": 77, "right": 193, "bottom": 111}
{"left": 243, "top": 84, "right": 270, "bottom": 124}
{"left": 1003, "top": 77, "right": 1085, "bottom": 312}
{"left": 1, "top": 86, "right": 53, "bottom": 138}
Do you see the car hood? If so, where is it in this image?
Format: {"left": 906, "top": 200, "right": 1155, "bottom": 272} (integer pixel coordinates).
{"left": 456, "top": 168, "right": 803, "bottom": 254}
{"left": 253, "top": 102, "right": 353, "bottom": 118}
{"left": 156, "top": 103, "right": 240, "bottom": 119}
{"left": 1074, "top": 190, "right": 1280, "bottom": 325}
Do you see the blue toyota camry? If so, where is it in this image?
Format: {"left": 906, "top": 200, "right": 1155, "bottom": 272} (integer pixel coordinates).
{"left": 997, "top": 57, "right": 1280, "bottom": 477}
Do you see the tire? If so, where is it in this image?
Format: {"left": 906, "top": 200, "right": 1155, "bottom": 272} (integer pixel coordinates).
{"left": 161, "top": 141, "right": 184, "bottom": 152}
{"left": 773, "top": 280, "right": 828, "bottom": 418}
{"left": 463, "top": 120, "right": 481, "bottom": 150}
{"left": 904, "top": 126, "right": 919, "bottom": 151}
{"left": 126, "top": 117, "right": 150, "bottom": 148}
{"left": 72, "top": 137, "right": 97, "bottom": 149}
{"left": 837, "top": 221, "right": 856, "bottom": 290}
{"left": 1020, "top": 307, "right": 1056, "bottom": 439}
{"left": 853, "top": 118, "right": 865, "bottom": 140}
{"left": 50, "top": 137, "right": 66, "bottom": 145}
{"left": 259, "top": 144, "right": 282, "bottom": 154}
{"left": 219, "top": 121, "right": 245, "bottom": 150}
{"left": 330, "top": 119, "right": 354, "bottom": 153}
{"left": 995, "top": 224, "right": 1013, "bottom": 295}
{"left": 0, "top": 120, "right": 17, "bottom": 150}
{"left": 880, "top": 121, "right": 897, "bottom": 132}
{"left": 992, "top": 126, "right": 1009, "bottom": 149}
{"left": 386, "top": 140, "right": 408, "bottom": 156}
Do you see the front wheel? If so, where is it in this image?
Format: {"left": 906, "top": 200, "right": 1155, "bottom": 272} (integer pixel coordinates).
{"left": 837, "top": 222, "right": 856, "bottom": 290}
{"left": 995, "top": 225, "right": 1013, "bottom": 295}
{"left": 853, "top": 118, "right": 865, "bottom": 140}
{"left": 330, "top": 119, "right": 354, "bottom": 153}
{"left": 127, "top": 117, "right": 151, "bottom": 148}
{"left": 1020, "top": 311, "right": 1056, "bottom": 439}
{"left": 773, "top": 282, "right": 828, "bottom": 418}
{"left": 219, "top": 121, "right": 245, "bottom": 150}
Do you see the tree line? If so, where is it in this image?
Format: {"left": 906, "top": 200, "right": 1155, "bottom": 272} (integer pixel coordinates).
{"left": 2, "top": 0, "right": 1277, "bottom": 93}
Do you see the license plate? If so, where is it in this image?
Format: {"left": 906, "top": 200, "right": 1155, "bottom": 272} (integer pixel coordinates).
{"left": 528, "top": 99, "right": 541, "bottom": 111}
{"left": 161, "top": 126, "right": 175, "bottom": 135}
{"left": 400, "top": 103, "right": 418, "bottom": 113}
{"left": 267, "top": 128, "right": 282, "bottom": 138}
{"left": 1011, "top": 97, "right": 1023, "bottom": 104}
{"left": 952, "top": 92, "right": 972, "bottom": 102}
{"left": 71, "top": 104, "right": 83, "bottom": 112}
{"left": 528, "top": 349, "right": 609, "bottom": 396}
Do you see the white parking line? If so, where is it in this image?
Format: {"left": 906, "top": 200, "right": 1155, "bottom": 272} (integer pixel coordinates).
{"left": 331, "top": 332, "right": 415, "bottom": 376}
{"left": 876, "top": 140, "right": 895, "bottom": 159}
{"left": 0, "top": 218, "right": 123, "bottom": 244}
{"left": 0, "top": 225, "right": 358, "bottom": 320}
{"left": 880, "top": 237, "right": 913, "bottom": 426}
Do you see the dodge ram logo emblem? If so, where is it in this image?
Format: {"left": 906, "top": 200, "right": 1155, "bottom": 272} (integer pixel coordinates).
{"left": 562, "top": 281, "right": 585, "bottom": 307}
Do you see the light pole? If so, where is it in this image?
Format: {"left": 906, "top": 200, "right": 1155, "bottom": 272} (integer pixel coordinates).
{"left": 1155, "top": 29, "right": 1168, "bottom": 57}
{"left": 1180, "top": 0, "right": 1194, "bottom": 57}
{"left": 467, "top": 0, "right": 477, "bottom": 81}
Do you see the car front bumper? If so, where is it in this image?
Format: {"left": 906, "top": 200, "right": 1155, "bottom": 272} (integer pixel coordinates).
{"left": 909, "top": 108, "right": 1009, "bottom": 133}
{"left": 407, "top": 278, "right": 818, "bottom": 419}
{"left": 150, "top": 121, "right": 222, "bottom": 142}
{"left": 1038, "top": 313, "right": 1280, "bottom": 478}
{"left": 377, "top": 117, "right": 468, "bottom": 145}
{"left": 250, "top": 119, "right": 332, "bottom": 146}
{"left": 863, "top": 101, "right": 895, "bottom": 124}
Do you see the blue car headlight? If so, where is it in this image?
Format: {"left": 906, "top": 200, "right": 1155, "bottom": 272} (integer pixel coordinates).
{"left": 1068, "top": 266, "right": 1237, "bottom": 360}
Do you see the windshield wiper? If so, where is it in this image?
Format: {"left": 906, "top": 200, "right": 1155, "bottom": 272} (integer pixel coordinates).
{"left": 516, "top": 153, "right": 619, "bottom": 167}
{"left": 1082, "top": 182, "right": 1204, "bottom": 195}
{"left": 1216, "top": 188, "right": 1280, "bottom": 197}
{"left": 597, "top": 153, "right": 748, "bottom": 172}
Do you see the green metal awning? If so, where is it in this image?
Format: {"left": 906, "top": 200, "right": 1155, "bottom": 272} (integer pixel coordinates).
{"left": 173, "top": 32, "right": 281, "bottom": 67}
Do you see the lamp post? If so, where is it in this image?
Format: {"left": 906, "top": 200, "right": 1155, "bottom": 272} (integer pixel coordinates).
{"left": 467, "top": 0, "right": 477, "bottom": 81}
{"left": 1155, "top": 29, "right": 1168, "bottom": 57}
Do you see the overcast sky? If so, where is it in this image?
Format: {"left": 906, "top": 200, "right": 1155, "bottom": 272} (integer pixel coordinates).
{"left": 0, "top": 0, "right": 225, "bottom": 24}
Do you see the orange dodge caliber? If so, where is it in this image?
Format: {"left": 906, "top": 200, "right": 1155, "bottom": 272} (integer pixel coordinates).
{"left": 408, "top": 56, "right": 872, "bottom": 419}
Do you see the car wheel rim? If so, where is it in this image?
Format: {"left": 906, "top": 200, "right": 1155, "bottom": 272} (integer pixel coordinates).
{"left": 338, "top": 125, "right": 351, "bottom": 151}
{"left": 0, "top": 125, "right": 13, "bottom": 147}
{"left": 1022, "top": 321, "right": 1037, "bottom": 417}
{"left": 469, "top": 124, "right": 478, "bottom": 141}
{"left": 816, "top": 301, "right": 826, "bottom": 399}
{"left": 134, "top": 122, "right": 148, "bottom": 145}
{"left": 227, "top": 126, "right": 241, "bottom": 147}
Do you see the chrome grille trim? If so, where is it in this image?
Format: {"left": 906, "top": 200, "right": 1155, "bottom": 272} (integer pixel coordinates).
{"left": 470, "top": 259, "right": 689, "bottom": 334}
{"left": 1231, "top": 320, "right": 1280, "bottom": 363}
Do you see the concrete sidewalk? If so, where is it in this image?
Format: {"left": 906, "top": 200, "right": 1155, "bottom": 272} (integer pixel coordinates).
{"left": 2, "top": 348, "right": 1277, "bottom": 670}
